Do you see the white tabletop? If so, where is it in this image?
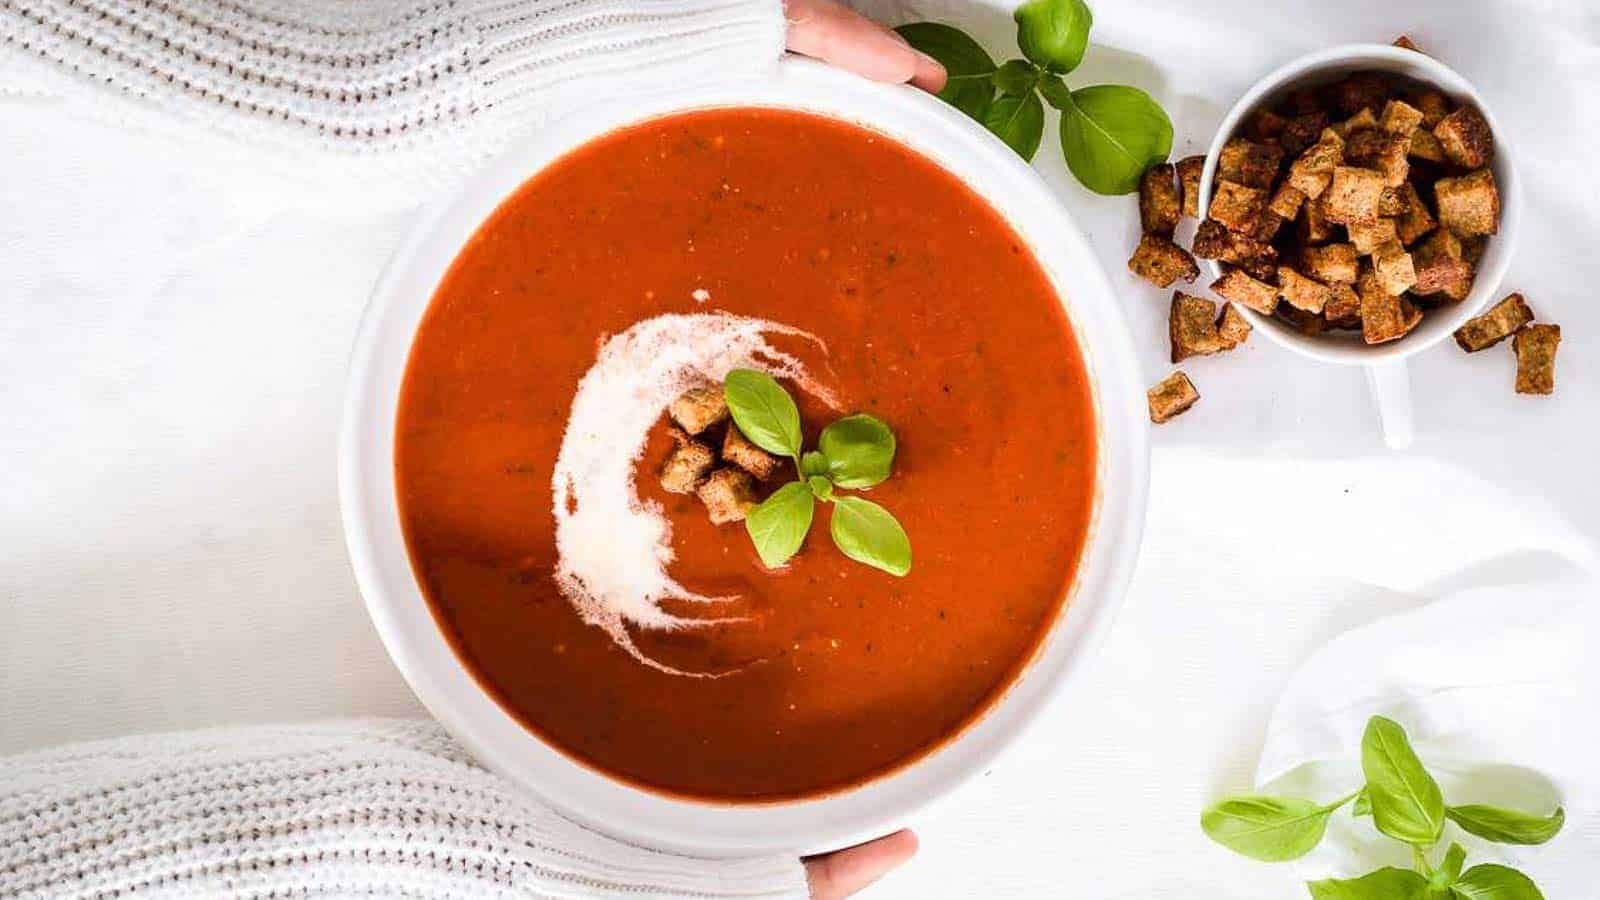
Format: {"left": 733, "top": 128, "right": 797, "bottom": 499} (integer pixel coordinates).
{"left": 3, "top": 0, "right": 1596, "bottom": 896}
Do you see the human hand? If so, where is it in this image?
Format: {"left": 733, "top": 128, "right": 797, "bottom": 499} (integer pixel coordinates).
{"left": 803, "top": 829, "right": 919, "bottom": 899}
{"left": 785, "top": 0, "right": 946, "bottom": 93}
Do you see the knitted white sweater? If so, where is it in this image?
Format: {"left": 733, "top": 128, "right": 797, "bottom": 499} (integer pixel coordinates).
{"left": 0, "top": 0, "right": 786, "bottom": 205}
{"left": 0, "top": 719, "right": 807, "bottom": 898}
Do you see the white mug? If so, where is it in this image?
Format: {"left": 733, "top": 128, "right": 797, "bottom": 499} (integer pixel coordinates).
{"left": 1197, "top": 44, "right": 1523, "bottom": 450}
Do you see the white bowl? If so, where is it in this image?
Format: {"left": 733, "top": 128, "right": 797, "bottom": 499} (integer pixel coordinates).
{"left": 1198, "top": 44, "right": 1522, "bottom": 448}
{"left": 339, "top": 57, "right": 1149, "bottom": 857}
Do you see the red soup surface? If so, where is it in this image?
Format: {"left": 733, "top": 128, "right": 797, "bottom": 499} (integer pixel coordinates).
{"left": 396, "top": 108, "right": 1097, "bottom": 801}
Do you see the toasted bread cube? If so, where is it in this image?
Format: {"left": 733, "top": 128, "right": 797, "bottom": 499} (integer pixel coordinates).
{"left": 1331, "top": 108, "right": 1379, "bottom": 140}
{"left": 1138, "top": 163, "right": 1181, "bottom": 237}
{"left": 1218, "top": 138, "right": 1284, "bottom": 189}
{"left": 1280, "top": 112, "right": 1329, "bottom": 156}
{"left": 1513, "top": 324, "right": 1561, "bottom": 395}
{"left": 1378, "top": 186, "right": 1410, "bottom": 217}
{"left": 1435, "top": 170, "right": 1500, "bottom": 237}
{"left": 1248, "top": 109, "right": 1288, "bottom": 143}
{"left": 1348, "top": 218, "right": 1400, "bottom": 255}
{"left": 668, "top": 387, "right": 729, "bottom": 435}
{"left": 1278, "top": 266, "right": 1333, "bottom": 314}
{"left": 1210, "top": 266, "right": 1279, "bottom": 315}
{"left": 1394, "top": 182, "right": 1437, "bottom": 245}
{"left": 1393, "top": 34, "right": 1423, "bottom": 53}
{"left": 1408, "top": 129, "right": 1447, "bottom": 163}
{"left": 1298, "top": 198, "right": 1340, "bottom": 245}
{"left": 1210, "top": 180, "right": 1268, "bottom": 233}
{"left": 722, "top": 423, "right": 781, "bottom": 480}
{"left": 659, "top": 433, "right": 715, "bottom": 494}
{"left": 1287, "top": 86, "right": 1324, "bottom": 115}
{"left": 1330, "top": 72, "right": 1390, "bottom": 115}
{"left": 1462, "top": 236, "right": 1487, "bottom": 266}
{"left": 1170, "top": 293, "right": 1227, "bottom": 362}
{"left": 1410, "top": 89, "right": 1450, "bottom": 128}
{"left": 1346, "top": 129, "right": 1409, "bottom": 186}
{"left": 1358, "top": 266, "right": 1422, "bottom": 344}
{"left": 1371, "top": 240, "right": 1418, "bottom": 295}
{"left": 1194, "top": 220, "right": 1279, "bottom": 280}
{"left": 1176, "top": 155, "right": 1205, "bottom": 218}
{"left": 1324, "top": 282, "right": 1363, "bottom": 329}
{"left": 1129, "top": 234, "right": 1199, "bottom": 287}
{"left": 1276, "top": 304, "right": 1328, "bottom": 337}
{"left": 1301, "top": 243, "right": 1361, "bottom": 285}
{"left": 1322, "top": 166, "right": 1386, "bottom": 225}
{"left": 1288, "top": 131, "right": 1345, "bottom": 199}
{"left": 1217, "top": 303, "right": 1252, "bottom": 348}
{"left": 1147, "top": 371, "right": 1199, "bottom": 423}
{"left": 1453, "top": 292, "right": 1533, "bottom": 352}
{"left": 1433, "top": 106, "right": 1494, "bottom": 168}
{"left": 1379, "top": 99, "right": 1425, "bottom": 137}
{"left": 696, "top": 467, "right": 758, "bottom": 524}
{"left": 1411, "top": 228, "right": 1466, "bottom": 294}
{"left": 1268, "top": 184, "right": 1306, "bottom": 220}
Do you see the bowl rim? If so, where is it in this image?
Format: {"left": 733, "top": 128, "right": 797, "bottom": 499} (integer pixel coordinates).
{"left": 338, "top": 56, "right": 1150, "bottom": 857}
{"left": 1196, "top": 43, "right": 1523, "bottom": 365}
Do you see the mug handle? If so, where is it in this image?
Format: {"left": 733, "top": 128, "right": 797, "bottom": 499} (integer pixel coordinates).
{"left": 1364, "top": 359, "right": 1414, "bottom": 450}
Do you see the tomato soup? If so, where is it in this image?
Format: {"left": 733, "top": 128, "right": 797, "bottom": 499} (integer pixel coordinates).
{"left": 395, "top": 108, "right": 1097, "bottom": 801}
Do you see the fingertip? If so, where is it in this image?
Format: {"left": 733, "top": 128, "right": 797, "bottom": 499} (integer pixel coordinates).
{"left": 909, "top": 53, "right": 947, "bottom": 94}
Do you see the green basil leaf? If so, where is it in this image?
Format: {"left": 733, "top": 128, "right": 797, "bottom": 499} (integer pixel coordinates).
{"left": 817, "top": 414, "right": 896, "bottom": 489}
{"left": 1057, "top": 84, "right": 1174, "bottom": 195}
{"left": 807, "top": 475, "right": 834, "bottom": 500}
{"left": 724, "top": 369, "right": 801, "bottom": 458}
{"left": 1446, "top": 805, "right": 1565, "bottom": 846}
{"left": 1012, "top": 0, "right": 1092, "bottom": 74}
{"left": 745, "top": 481, "right": 814, "bottom": 568}
{"left": 1435, "top": 843, "right": 1467, "bottom": 888}
{"left": 829, "top": 496, "right": 911, "bottom": 576}
{"left": 985, "top": 89, "right": 1046, "bottom": 161}
{"left": 1200, "top": 795, "right": 1341, "bottom": 862}
{"left": 1450, "top": 865, "right": 1545, "bottom": 900}
{"left": 896, "top": 23, "right": 997, "bottom": 123}
{"left": 993, "top": 59, "right": 1040, "bottom": 96}
{"left": 1361, "top": 716, "right": 1446, "bottom": 846}
{"left": 1307, "top": 868, "right": 1430, "bottom": 900}
{"left": 1353, "top": 789, "right": 1373, "bottom": 817}
{"left": 1038, "top": 73, "right": 1073, "bottom": 109}
{"left": 801, "top": 450, "right": 830, "bottom": 478}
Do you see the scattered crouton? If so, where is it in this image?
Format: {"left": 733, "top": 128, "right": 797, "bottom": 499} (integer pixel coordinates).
{"left": 1393, "top": 35, "right": 1423, "bottom": 53}
{"left": 1412, "top": 89, "right": 1451, "bottom": 128}
{"left": 1322, "top": 166, "right": 1386, "bottom": 225}
{"left": 722, "top": 423, "right": 782, "bottom": 480}
{"left": 1288, "top": 130, "right": 1345, "bottom": 199}
{"left": 1148, "top": 371, "right": 1200, "bottom": 423}
{"left": 1411, "top": 228, "right": 1473, "bottom": 300}
{"left": 1176, "top": 155, "right": 1206, "bottom": 218}
{"left": 1210, "top": 180, "right": 1269, "bottom": 233}
{"left": 1371, "top": 240, "right": 1418, "bottom": 296}
{"left": 1379, "top": 99, "right": 1425, "bottom": 137}
{"left": 1140, "top": 164, "right": 1181, "bottom": 237}
{"left": 1453, "top": 293, "right": 1533, "bottom": 352}
{"left": 1348, "top": 218, "right": 1399, "bottom": 254}
{"left": 659, "top": 430, "right": 715, "bottom": 494}
{"left": 1329, "top": 72, "right": 1390, "bottom": 115}
{"left": 1278, "top": 265, "right": 1333, "bottom": 314}
{"left": 1217, "top": 303, "right": 1252, "bottom": 347}
{"left": 1129, "top": 234, "right": 1199, "bottom": 287}
{"left": 669, "top": 387, "right": 729, "bottom": 435}
{"left": 1433, "top": 106, "right": 1494, "bottom": 168}
{"left": 1218, "top": 138, "right": 1284, "bottom": 189}
{"left": 1193, "top": 220, "right": 1280, "bottom": 280}
{"left": 1331, "top": 108, "right": 1379, "bottom": 141}
{"left": 1358, "top": 266, "right": 1423, "bottom": 344}
{"left": 1378, "top": 186, "right": 1410, "bottom": 217}
{"left": 1298, "top": 198, "right": 1340, "bottom": 245}
{"left": 1170, "top": 293, "right": 1228, "bottom": 362}
{"left": 1301, "top": 243, "right": 1360, "bottom": 284}
{"left": 1324, "top": 282, "right": 1363, "bottom": 329}
{"left": 1435, "top": 170, "right": 1500, "bottom": 236}
{"left": 1394, "top": 182, "right": 1437, "bottom": 245}
{"left": 1268, "top": 184, "right": 1306, "bottom": 220}
{"left": 1513, "top": 324, "right": 1561, "bottom": 395}
{"left": 1210, "top": 267, "right": 1279, "bottom": 315}
{"left": 1408, "top": 129, "right": 1446, "bottom": 163}
{"left": 696, "top": 467, "right": 758, "bottom": 524}
{"left": 1346, "top": 129, "right": 1409, "bottom": 186}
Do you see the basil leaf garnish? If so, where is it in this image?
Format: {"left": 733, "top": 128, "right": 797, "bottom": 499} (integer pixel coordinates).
{"left": 993, "top": 59, "right": 1040, "bottom": 96}
{"left": 1199, "top": 794, "right": 1349, "bottom": 862}
{"left": 1361, "top": 716, "right": 1446, "bottom": 846}
{"left": 1435, "top": 843, "right": 1467, "bottom": 888}
{"left": 1451, "top": 864, "right": 1546, "bottom": 900}
{"left": 896, "top": 23, "right": 997, "bottom": 123}
{"left": 1013, "top": 0, "right": 1092, "bottom": 74}
{"left": 801, "top": 450, "right": 830, "bottom": 478}
{"left": 744, "top": 481, "right": 814, "bottom": 569}
{"left": 829, "top": 496, "right": 911, "bottom": 576}
{"left": 723, "top": 369, "right": 802, "bottom": 458}
{"left": 1057, "top": 83, "right": 1173, "bottom": 195}
{"left": 1353, "top": 788, "right": 1373, "bottom": 817}
{"left": 1445, "top": 805, "right": 1565, "bottom": 846}
{"left": 1307, "top": 867, "right": 1430, "bottom": 900}
{"left": 985, "top": 89, "right": 1046, "bottom": 161}
{"left": 817, "top": 414, "right": 896, "bottom": 489}
{"left": 807, "top": 475, "right": 833, "bottom": 500}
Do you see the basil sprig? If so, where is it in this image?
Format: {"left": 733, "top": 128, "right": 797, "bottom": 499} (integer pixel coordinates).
{"left": 1201, "top": 715, "right": 1560, "bottom": 899}
{"left": 724, "top": 370, "right": 911, "bottom": 576}
{"left": 898, "top": 0, "right": 1172, "bottom": 193}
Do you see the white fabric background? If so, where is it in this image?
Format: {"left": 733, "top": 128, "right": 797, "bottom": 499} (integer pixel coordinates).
{"left": 3, "top": 0, "right": 1597, "bottom": 897}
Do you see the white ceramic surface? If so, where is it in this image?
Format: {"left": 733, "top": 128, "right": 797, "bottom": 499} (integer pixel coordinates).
{"left": 1197, "top": 44, "right": 1522, "bottom": 449}
{"left": 339, "top": 56, "right": 1148, "bottom": 857}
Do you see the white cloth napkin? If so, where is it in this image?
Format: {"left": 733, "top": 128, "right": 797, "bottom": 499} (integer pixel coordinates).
{"left": 1255, "top": 553, "right": 1600, "bottom": 896}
